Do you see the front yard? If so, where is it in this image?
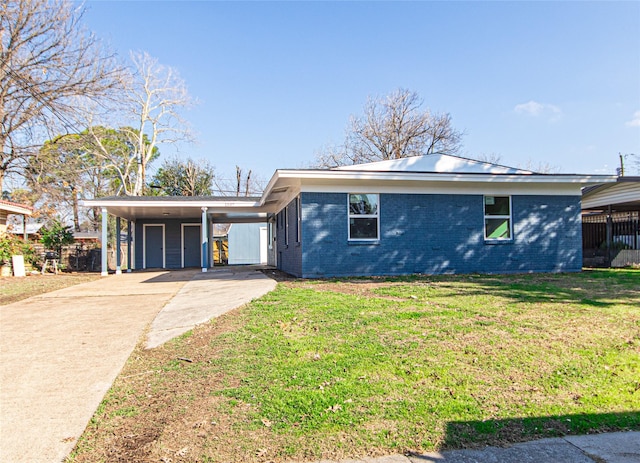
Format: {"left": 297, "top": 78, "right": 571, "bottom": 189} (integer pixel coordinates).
{"left": 0, "top": 272, "right": 101, "bottom": 306}
{"left": 68, "top": 269, "right": 640, "bottom": 462}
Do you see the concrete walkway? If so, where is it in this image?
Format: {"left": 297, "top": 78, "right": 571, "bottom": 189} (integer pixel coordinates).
{"left": 146, "top": 266, "right": 277, "bottom": 348}
{"left": 0, "top": 267, "right": 276, "bottom": 463}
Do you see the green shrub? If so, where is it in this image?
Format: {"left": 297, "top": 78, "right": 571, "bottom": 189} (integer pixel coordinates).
{"left": 0, "top": 233, "right": 38, "bottom": 267}
{"left": 40, "top": 221, "right": 74, "bottom": 255}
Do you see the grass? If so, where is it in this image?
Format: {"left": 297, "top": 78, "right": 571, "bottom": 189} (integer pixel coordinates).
{"left": 0, "top": 272, "right": 101, "bottom": 305}
{"left": 68, "top": 269, "right": 640, "bottom": 462}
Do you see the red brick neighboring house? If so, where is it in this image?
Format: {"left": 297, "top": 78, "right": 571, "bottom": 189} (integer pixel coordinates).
{"left": 0, "top": 200, "right": 33, "bottom": 236}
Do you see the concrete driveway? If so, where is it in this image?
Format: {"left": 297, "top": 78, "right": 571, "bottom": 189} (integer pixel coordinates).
{"left": 0, "top": 267, "right": 276, "bottom": 463}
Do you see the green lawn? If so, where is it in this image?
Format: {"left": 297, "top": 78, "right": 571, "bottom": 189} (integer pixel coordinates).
{"left": 0, "top": 273, "right": 101, "bottom": 305}
{"left": 69, "top": 269, "right": 640, "bottom": 462}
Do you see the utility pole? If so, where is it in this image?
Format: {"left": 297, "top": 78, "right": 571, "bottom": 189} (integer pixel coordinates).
{"left": 618, "top": 153, "right": 625, "bottom": 177}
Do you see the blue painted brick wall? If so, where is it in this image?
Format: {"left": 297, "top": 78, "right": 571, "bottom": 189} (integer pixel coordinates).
{"left": 275, "top": 199, "right": 302, "bottom": 276}
{"left": 297, "top": 192, "right": 582, "bottom": 278}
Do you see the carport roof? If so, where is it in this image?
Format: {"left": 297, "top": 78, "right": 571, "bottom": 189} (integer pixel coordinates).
{"left": 582, "top": 176, "right": 640, "bottom": 212}
{"left": 81, "top": 195, "right": 271, "bottom": 221}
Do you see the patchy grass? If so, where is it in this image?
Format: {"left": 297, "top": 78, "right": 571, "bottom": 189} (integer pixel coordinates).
{"left": 0, "top": 272, "right": 101, "bottom": 305}
{"left": 68, "top": 269, "right": 640, "bottom": 463}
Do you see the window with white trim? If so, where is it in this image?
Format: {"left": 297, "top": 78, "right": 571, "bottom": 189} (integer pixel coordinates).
{"left": 484, "top": 195, "right": 512, "bottom": 240}
{"left": 348, "top": 193, "right": 379, "bottom": 240}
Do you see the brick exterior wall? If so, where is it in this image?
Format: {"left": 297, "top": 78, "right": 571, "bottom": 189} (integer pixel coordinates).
{"left": 275, "top": 198, "right": 302, "bottom": 276}
{"left": 280, "top": 192, "right": 582, "bottom": 278}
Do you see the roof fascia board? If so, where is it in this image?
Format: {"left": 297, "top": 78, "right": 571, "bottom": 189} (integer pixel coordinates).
{"left": 272, "top": 169, "right": 617, "bottom": 184}
{"left": 301, "top": 182, "right": 583, "bottom": 196}
{"left": 81, "top": 198, "right": 262, "bottom": 208}
{"left": 0, "top": 203, "right": 33, "bottom": 216}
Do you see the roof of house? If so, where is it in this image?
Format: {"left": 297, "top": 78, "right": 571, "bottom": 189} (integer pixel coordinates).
{"left": 334, "top": 154, "right": 534, "bottom": 175}
{"left": 82, "top": 154, "right": 618, "bottom": 221}
{"left": 0, "top": 200, "right": 34, "bottom": 216}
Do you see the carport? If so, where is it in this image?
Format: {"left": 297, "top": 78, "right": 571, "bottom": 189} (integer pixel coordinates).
{"left": 81, "top": 196, "right": 279, "bottom": 275}
{"left": 582, "top": 176, "right": 640, "bottom": 267}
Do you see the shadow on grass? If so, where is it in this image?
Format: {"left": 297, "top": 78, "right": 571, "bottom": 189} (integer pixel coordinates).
{"left": 378, "top": 269, "right": 640, "bottom": 309}
{"left": 426, "top": 411, "right": 640, "bottom": 453}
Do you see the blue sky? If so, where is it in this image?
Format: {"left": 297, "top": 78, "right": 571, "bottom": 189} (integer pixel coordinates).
{"left": 82, "top": 1, "right": 640, "bottom": 184}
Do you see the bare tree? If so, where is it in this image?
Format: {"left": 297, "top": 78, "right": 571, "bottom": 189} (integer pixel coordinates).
{"left": 151, "top": 156, "right": 214, "bottom": 196}
{"left": 84, "top": 124, "right": 159, "bottom": 196}
{"left": 125, "top": 51, "right": 194, "bottom": 195}
{"left": 214, "top": 166, "right": 263, "bottom": 197}
{"left": 518, "top": 159, "right": 559, "bottom": 174}
{"left": 0, "top": 0, "right": 123, "bottom": 190}
{"left": 472, "top": 152, "right": 503, "bottom": 165}
{"left": 314, "top": 89, "right": 463, "bottom": 167}
{"left": 26, "top": 132, "right": 116, "bottom": 230}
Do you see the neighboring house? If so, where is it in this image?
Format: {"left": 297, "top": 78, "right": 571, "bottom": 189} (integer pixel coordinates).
{"left": 582, "top": 176, "right": 640, "bottom": 268}
{"left": 82, "top": 154, "right": 616, "bottom": 277}
{"left": 7, "top": 223, "right": 44, "bottom": 239}
{"left": 0, "top": 200, "right": 33, "bottom": 236}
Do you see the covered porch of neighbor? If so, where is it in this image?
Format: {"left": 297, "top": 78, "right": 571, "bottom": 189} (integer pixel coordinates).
{"left": 81, "top": 196, "right": 277, "bottom": 276}
{"left": 582, "top": 177, "right": 640, "bottom": 268}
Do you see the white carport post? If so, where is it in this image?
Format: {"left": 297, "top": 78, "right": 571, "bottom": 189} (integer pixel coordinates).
{"left": 101, "top": 207, "right": 108, "bottom": 276}
{"left": 201, "top": 207, "right": 208, "bottom": 272}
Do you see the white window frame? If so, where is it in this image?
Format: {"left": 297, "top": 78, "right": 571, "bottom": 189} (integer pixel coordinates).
{"left": 348, "top": 193, "right": 380, "bottom": 241}
{"left": 484, "top": 195, "right": 513, "bottom": 241}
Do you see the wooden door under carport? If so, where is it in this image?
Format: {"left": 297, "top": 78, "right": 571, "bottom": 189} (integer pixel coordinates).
{"left": 182, "top": 224, "right": 202, "bottom": 268}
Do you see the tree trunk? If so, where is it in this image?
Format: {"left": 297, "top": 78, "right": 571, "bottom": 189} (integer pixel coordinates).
{"left": 236, "top": 166, "right": 241, "bottom": 196}
{"left": 0, "top": 133, "right": 6, "bottom": 192}
{"left": 72, "top": 189, "right": 80, "bottom": 232}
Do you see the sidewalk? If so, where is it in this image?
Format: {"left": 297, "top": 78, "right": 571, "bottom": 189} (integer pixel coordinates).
{"left": 0, "top": 267, "right": 276, "bottom": 463}
{"left": 306, "top": 431, "right": 640, "bottom": 463}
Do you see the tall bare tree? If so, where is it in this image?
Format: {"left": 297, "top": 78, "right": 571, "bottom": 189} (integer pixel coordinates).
{"left": 151, "top": 157, "right": 214, "bottom": 196}
{"left": 125, "top": 51, "right": 194, "bottom": 195}
{"left": 213, "top": 166, "right": 263, "bottom": 197}
{"left": 83, "top": 124, "right": 159, "bottom": 196}
{"left": 0, "top": 0, "right": 123, "bottom": 190}
{"left": 314, "top": 88, "right": 463, "bottom": 168}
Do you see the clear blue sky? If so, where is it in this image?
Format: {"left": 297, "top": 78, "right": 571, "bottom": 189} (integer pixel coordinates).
{"left": 82, "top": 1, "right": 640, "bottom": 184}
